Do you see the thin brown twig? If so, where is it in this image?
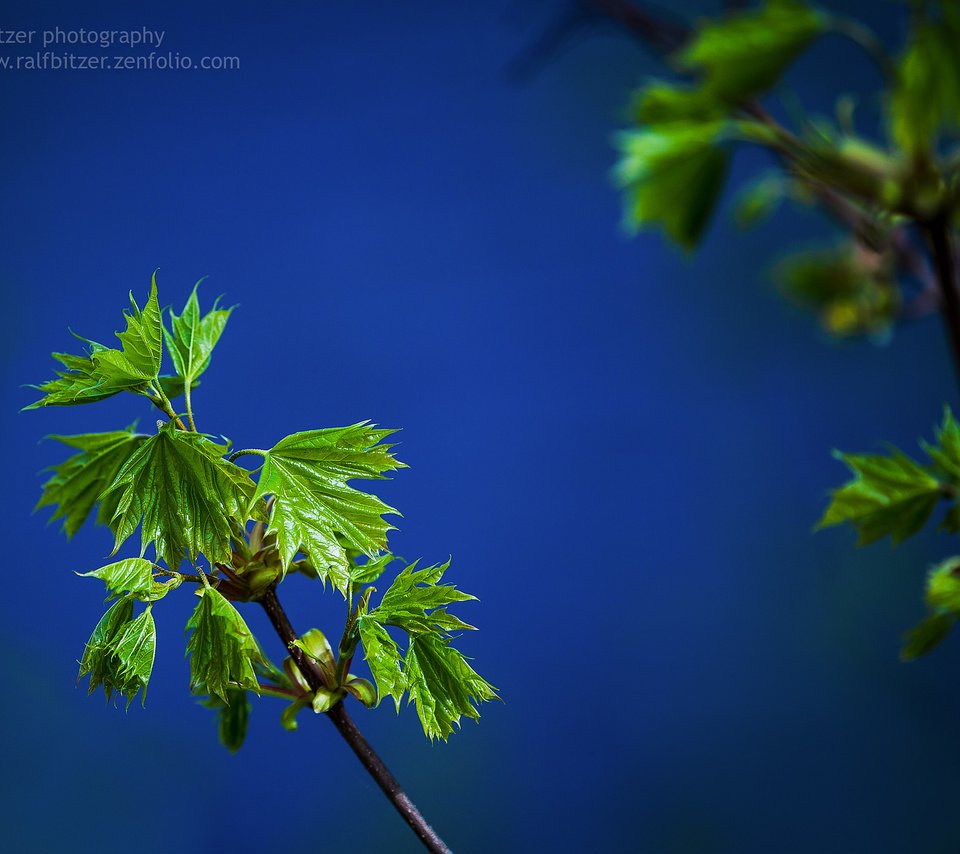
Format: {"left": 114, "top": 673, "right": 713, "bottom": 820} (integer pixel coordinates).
{"left": 257, "top": 587, "right": 451, "bottom": 854}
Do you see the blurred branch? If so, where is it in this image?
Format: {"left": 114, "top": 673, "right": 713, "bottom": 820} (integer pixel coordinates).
{"left": 506, "top": 4, "right": 596, "bottom": 82}
{"left": 925, "top": 218, "right": 960, "bottom": 393}
{"left": 583, "top": 0, "right": 687, "bottom": 54}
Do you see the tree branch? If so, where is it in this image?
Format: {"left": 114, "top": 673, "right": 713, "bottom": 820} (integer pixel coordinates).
{"left": 258, "top": 588, "right": 451, "bottom": 854}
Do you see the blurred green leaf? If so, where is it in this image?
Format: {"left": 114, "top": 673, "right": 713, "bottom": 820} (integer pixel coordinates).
{"left": 926, "top": 557, "right": 960, "bottom": 613}
{"left": 818, "top": 450, "right": 943, "bottom": 545}
{"left": 902, "top": 557, "right": 960, "bottom": 660}
{"left": 679, "top": 0, "right": 824, "bottom": 103}
{"left": 615, "top": 124, "right": 729, "bottom": 250}
{"left": 202, "top": 689, "right": 251, "bottom": 753}
{"left": 630, "top": 82, "right": 723, "bottom": 126}
{"left": 774, "top": 244, "right": 899, "bottom": 338}
{"left": 923, "top": 407, "right": 960, "bottom": 482}
{"left": 890, "top": 7, "right": 960, "bottom": 154}
{"left": 901, "top": 612, "right": 956, "bottom": 661}
{"left": 733, "top": 172, "right": 786, "bottom": 228}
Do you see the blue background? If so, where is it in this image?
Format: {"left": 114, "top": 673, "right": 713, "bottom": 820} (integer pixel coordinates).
{"left": 3, "top": 1, "right": 960, "bottom": 852}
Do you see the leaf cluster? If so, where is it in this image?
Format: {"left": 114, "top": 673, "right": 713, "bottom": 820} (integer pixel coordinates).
{"left": 819, "top": 409, "right": 960, "bottom": 660}
{"left": 615, "top": 0, "right": 960, "bottom": 343}
{"left": 616, "top": 0, "right": 824, "bottom": 250}
{"left": 357, "top": 560, "right": 499, "bottom": 740}
{"left": 31, "top": 276, "right": 494, "bottom": 746}
{"left": 818, "top": 408, "right": 960, "bottom": 546}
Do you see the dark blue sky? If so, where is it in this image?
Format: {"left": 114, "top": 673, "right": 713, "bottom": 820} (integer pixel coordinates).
{"left": 3, "top": 2, "right": 960, "bottom": 852}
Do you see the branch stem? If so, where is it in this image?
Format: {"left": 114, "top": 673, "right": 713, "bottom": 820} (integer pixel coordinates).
{"left": 327, "top": 704, "right": 452, "bottom": 854}
{"left": 926, "top": 217, "right": 960, "bottom": 395}
{"left": 257, "top": 588, "right": 450, "bottom": 853}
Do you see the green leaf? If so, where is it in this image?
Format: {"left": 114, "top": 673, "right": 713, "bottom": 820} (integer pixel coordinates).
{"left": 163, "top": 281, "right": 233, "bottom": 385}
{"left": 901, "top": 612, "right": 956, "bottom": 661}
{"left": 404, "top": 633, "right": 498, "bottom": 741}
{"left": 78, "top": 598, "right": 134, "bottom": 699}
{"left": 357, "top": 617, "right": 405, "bottom": 710}
{"left": 112, "top": 608, "right": 158, "bottom": 705}
{"left": 77, "top": 557, "right": 154, "bottom": 600}
{"left": 348, "top": 550, "right": 396, "bottom": 585}
{"left": 890, "top": 10, "right": 960, "bottom": 154}
{"left": 630, "top": 82, "right": 724, "bottom": 126}
{"left": 774, "top": 244, "right": 899, "bottom": 338}
{"left": 101, "top": 423, "right": 255, "bottom": 570}
{"left": 817, "top": 449, "right": 944, "bottom": 545}
{"left": 25, "top": 277, "right": 164, "bottom": 408}
{"left": 924, "top": 407, "right": 960, "bottom": 482}
{"left": 78, "top": 600, "right": 156, "bottom": 706}
{"left": 733, "top": 172, "right": 786, "bottom": 229}
{"left": 202, "top": 689, "right": 251, "bottom": 753}
{"left": 24, "top": 349, "right": 139, "bottom": 409}
{"left": 90, "top": 275, "right": 164, "bottom": 383}
{"left": 250, "top": 423, "right": 405, "bottom": 591}
{"left": 678, "top": 0, "right": 825, "bottom": 103}
{"left": 941, "top": 503, "right": 960, "bottom": 534}
{"left": 36, "top": 426, "right": 148, "bottom": 537}
{"left": 142, "top": 577, "right": 182, "bottom": 602}
{"left": 370, "top": 559, "right": 478, "bottom": 635}
{"left": 185, "top": 587, "right": 262, "bottom": 703}
{"left": 900, "top": 557, "right": 960, "bottom": 661}
{"left": 344, "top": 676, "right": 378, "bottom": 708}
{"left": 925, "top": 557, "right": 960, "bottom": 613}
{"left": 615, "top": 124, "right": 730, "bottom": 250}
{"left": 280, "top": 694, "right": 312, "bottom": 731}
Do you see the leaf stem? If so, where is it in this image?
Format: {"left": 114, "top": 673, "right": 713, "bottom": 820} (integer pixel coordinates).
{"left": 334, "top": 580, "right": 357, "bottom": 687}
{"left": 257, "top": 682, "right": 302, "bottom": 700}
{"left": 258, "top": 587, "right": 451, "bottom": 853}
{"left": 153, "top": 566, "right": 205, "bottom": 585}
{"left": 147, "top": 383, "right": 189, "bottom": 431}
{"left": 228, "top": 449, "right": 269, "bottom": 463}
{"left": 184, "top": 382, "right": 198, "bottom": 432}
